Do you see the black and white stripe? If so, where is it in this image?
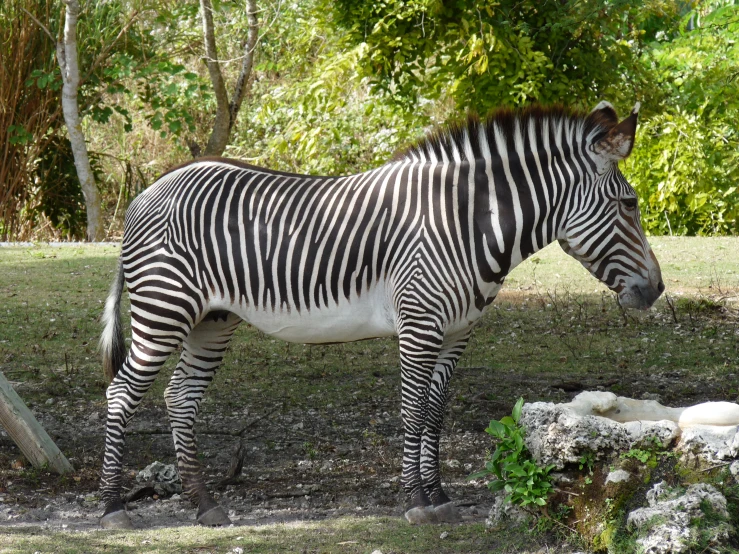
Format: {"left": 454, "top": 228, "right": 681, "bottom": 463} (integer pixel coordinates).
{"left": 99, "top": 101, "right": 663, "bottom": 528}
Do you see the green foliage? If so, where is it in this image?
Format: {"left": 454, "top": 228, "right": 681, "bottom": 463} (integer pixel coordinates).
{"left": 625, "top": 4, "right": 739, "bottom": 236}
{"left": 30, "top": 136, "right": 104, "bottom": 239}
{"left": 231, "top": 1, "right": 423, "bottom": 175}
{"left": 578, "top": 451, "right": 596, "bottom": 474}
{"left": 620, "top": 437, "right": 668, "bottom": 469}
{"left": 470, "top": 398, "right": 555, "bottom": 508}
{"left": 332, "top": 0, "right": 677, "bottom": 112}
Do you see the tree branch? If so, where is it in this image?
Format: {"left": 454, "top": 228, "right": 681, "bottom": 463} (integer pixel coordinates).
{"left": 20, "top": 7, "right": 56, "bottom": 43}
{"left": 229, "top": 0, "right": 259, "bottom": 131}
{"left": 200, "top": 0, "right": 231, "bottom": 156}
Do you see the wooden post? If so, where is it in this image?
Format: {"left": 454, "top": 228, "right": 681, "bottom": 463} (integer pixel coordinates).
{"left": 0, "top": 371, "right": 74, "bottom": 474}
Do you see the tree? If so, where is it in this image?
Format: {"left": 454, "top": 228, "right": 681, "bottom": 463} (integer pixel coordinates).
{"left": 332, "top": 0, "right": 679, "bottom": 113}
{"left": 56, "top": 0, "right": 104, "bottom": 241}
{"left": 199, "top": 0, "right": 259, "bottom": 157}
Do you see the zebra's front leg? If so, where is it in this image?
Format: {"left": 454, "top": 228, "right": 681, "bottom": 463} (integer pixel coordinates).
{"left": 398, "top": 317, "right": 444, "bottom": 524}
{"left": 421, "top": 332, "right": 471, "bottom": 523}
{"left": 100, "top": 337, "right": 183, "bottom": 529}
{"left": 164, "top": 312, "right": 241, "bottom": 526}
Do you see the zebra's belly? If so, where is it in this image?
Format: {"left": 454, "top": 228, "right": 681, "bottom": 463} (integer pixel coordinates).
{"left": 225, "top": 287, "right": 397, "bottom": 344}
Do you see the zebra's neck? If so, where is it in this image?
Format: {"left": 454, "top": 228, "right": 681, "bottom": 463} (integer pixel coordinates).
{"left": 398, "top": 108, "right": 598, "bottom": 285}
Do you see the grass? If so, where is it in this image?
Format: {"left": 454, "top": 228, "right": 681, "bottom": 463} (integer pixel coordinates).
{"left": 0, "top": 237, "right": 738, "bottom": 552}
{"left": 0, "top": 517, "right": 550, "bottom": 554}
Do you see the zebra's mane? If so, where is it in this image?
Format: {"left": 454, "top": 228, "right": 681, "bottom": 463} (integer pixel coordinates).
{"left": 393, "top": 104, "right": 619, "bottom": 163}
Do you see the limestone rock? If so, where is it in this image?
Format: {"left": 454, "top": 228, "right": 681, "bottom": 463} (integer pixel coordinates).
{"left": 486, "top": 492, "right": 529, "bottom": 527}
{"left": 677, "top": 425, "right": 739, "bottom": 465}
{"left": 136, "top": 461, "right": 182, "bottom": 496}
{"left": 604, "top": 469, "right": 631, "bottom": 485}
{"left": 521, "top": 402, "right": 632, "bottom": 469}
{"left": 622, "top": 420, "right": 680, "bottom": 449}
{"left": 627, "top": 482, "right": 733, "bottom": 554}
{"left": 730, "top": 460, "right": 739, "bottom": 479}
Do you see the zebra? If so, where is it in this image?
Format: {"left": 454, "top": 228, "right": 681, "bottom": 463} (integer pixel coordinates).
{"left": 99, "top": 101, "right": 663, "bottom": 529}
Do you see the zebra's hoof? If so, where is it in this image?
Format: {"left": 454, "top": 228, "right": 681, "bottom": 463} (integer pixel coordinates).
{"left": 434, "top": 502, "right": 461, "bottom": 523}
{"left": 197, "top": 505, "right": 232, "bottom": 527}
{"left": 100, "top": 509, "right": 134, "bottom": 530}
{"left": 404, "top": 505, "right": 438, "bottom": 525}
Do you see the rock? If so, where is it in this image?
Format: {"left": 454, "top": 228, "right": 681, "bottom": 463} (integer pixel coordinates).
{"left": 440, "top": 531, "right": 448, "bottom": 539}
{"left": 521, "top": 395, "right": 736, "bottom": 470}
{"left": 604, "top": 469, "right": 631, "bottom": 485}
{"left": 640, "top": 392, "right": 662, "bottom": 402}
{"left": 677, "top": 425, "right": 739, "bottom": 465}
{"left": 730, "top": 460, "right": 739, "bottom": 479}
{"left": 627, "top": 482, "right": 733, "bottom": 554}
{"left": 521, "top": 402, "right": 631, "bottom": 469}
{"left": 486, "top": 493, "right": 529, "bottom": 526}
{"left": 622, "top": 420, "right": 680, "bottom": 449}
{"left": 136, "top": 461, "right": 182, "bottom": 497}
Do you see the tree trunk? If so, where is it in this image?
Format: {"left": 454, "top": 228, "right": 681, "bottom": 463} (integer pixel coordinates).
{"left": 229, "top": 0, "right": 258, "bottom": 132}
{"left": 58, "top": 0, "right": 104, "bottom": 241}
{"left": 200, "top": 0, "right": 258, "bottom": 157}
{"left": 200, "top": 0, "right": 231, "bottom": 156}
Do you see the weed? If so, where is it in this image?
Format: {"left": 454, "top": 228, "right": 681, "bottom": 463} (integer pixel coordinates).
{"left": 302, "top": 441, "right": 317, "bottom": 460}
{"left": 578, "top": 451, "right": 596, "bottom": 475}
{"left": 470, "top": 398, "right": 555, "bottom": 508}
{"left": 621, "top": 437, "right": 669, "bottom": 469}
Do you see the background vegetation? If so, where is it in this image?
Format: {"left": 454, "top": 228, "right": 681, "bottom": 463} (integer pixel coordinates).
{"left": 0, "top": 0, "right": 737, "bottom": 240}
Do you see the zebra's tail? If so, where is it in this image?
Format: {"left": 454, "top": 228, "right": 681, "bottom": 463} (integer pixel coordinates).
{"left": 100, "top": 258, "right": 126, "bottom": 383}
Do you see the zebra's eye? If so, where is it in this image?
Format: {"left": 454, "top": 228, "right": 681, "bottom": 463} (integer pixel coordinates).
{"left": 622, "top": 198, "right": 638, "bottom": 210}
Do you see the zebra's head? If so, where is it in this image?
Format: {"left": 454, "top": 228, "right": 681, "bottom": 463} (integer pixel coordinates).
{"left": 559, "top": 101, "right": 664, "bottom": 310}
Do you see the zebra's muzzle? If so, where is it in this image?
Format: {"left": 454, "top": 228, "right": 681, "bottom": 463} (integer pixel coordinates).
{"left": 619, "top": 281, "right": 664, "bottom": 310}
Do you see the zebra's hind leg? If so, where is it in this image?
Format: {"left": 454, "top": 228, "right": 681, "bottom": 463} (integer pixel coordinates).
{"left": 164, "top": 310, "right": 241, "bottom": 527}
{"left": 421, "top": 332, "right": 471, "bottom": 524}
{"left": 100, "top": 324, "right": 188, "bottom": 529}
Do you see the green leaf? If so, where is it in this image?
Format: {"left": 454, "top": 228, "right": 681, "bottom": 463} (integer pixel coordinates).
{"left": 512, "top": 397, "right": 524, "bottom": 423}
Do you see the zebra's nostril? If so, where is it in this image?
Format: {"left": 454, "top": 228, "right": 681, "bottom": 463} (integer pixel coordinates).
{"left": 657, "top": 281, "right": 665, "bottom": 293}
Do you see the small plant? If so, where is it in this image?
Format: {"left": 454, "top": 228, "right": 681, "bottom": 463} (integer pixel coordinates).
{"left": 302, "top": 441, "right": 317, "bottom": 460}
{"left": 578, "top": 451, "right": 596, "bottom": 474}
{"left": 470, "top": 398, "right": 555, "bottom": 507}
{"left": 621, "top": 437, "right": 668, "bottom": 468}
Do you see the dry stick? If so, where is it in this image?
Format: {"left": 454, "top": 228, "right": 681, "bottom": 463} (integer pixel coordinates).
{"left": 216, "top": 406, "right": 281, "bottom": 487}
{"left": 700, "top": 461, "right": 732, "bottom": 473}
{"left": 105, "top": 181, "right": 126, "bottom": 239}
{"left": 19, "top": 7, "right": 55, "bottom": 41}
{"left": 665, "top": 294, "right": 679, "bottom": 324}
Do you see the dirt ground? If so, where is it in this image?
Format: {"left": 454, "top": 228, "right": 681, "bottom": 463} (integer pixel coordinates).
{"left": 0, "top": 375, "right": 498, "bottom": 531}
{"left": 1, "top": 356, "right": 736, "bottom": 533}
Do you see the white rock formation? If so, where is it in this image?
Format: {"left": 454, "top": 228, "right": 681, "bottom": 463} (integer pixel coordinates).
{"left": 521, "top": 392, "right": 739, "bottom": 467}
{"left": 627, "top": 482, "right": 732, "bottom": 554}
{"left": 561, "top": 391, "right": 739, "bottom": 429}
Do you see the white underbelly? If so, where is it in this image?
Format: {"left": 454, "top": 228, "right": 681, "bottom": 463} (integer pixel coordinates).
{"left": 219, "top": 285, "right": 397, "bottom": 343}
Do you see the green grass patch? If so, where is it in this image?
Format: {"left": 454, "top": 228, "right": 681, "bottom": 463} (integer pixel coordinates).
{"left": 0, "top": 516, "right": 536, "bottom": 554}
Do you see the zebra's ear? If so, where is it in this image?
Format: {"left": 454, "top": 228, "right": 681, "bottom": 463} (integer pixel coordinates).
{"left": 592, "top": 102, "right": 640, "bottom": 161}
{"left": 590, "top": 101, "right": 619, "bottom": 124}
